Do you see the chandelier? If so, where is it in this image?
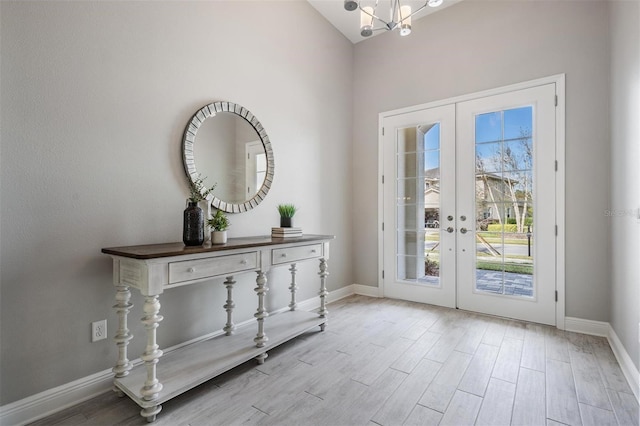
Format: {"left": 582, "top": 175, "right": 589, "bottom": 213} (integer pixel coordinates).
{"left": 344, "top": 0, "right": 443, "bottom": 37}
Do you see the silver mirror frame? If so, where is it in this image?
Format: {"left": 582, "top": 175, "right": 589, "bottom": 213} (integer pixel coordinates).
{"left": 182, "top": 101, "right": 274, "bottom": 213}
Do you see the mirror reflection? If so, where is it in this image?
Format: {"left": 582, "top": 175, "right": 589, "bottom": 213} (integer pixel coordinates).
{"left": 182, "top": 101, "right": 274, "bottom": 213}
{"left": 195, "top": 112, "right": 266, "bottom": 204}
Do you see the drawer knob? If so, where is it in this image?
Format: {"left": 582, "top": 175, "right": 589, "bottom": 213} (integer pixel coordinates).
{"left": 311, "top": 249, "right": 317, "bottom": 253}
{"left": 281, "top": 253, "right": 287, "bottom": 258}
{"left": 187, "top": 267, "right": 195, "bottom": 273}
{"left": 240, "top": 259, "right": 247, "bottom": 265}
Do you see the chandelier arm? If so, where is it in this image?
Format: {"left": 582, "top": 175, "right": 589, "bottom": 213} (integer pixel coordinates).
{"left": 391, "top": 0, "right": 400, "bottom": 25}
{"left": 402, "top": 2, "right": 430, "bottom": 22}
{"left": 358, "top": 5, "right": 392, "bottom": 28}
{"left": 360, "top": 0, "right": 383, "bottom": 19}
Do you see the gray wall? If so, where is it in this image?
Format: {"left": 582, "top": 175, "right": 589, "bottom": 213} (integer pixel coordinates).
{"left": 0, "top": 1, "right": 353, "bottom": 405}
{"left": 609, "top": 0, "right": 640, "bottom": 370}
{"left": 352, "top": 0, "right": 612, "bottom": 322}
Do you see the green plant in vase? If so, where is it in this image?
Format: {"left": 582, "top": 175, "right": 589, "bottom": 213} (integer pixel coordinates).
{"left": 208, "top": 210, "right": 230, "bottom": 244}
{"left": 188, "top": 174, "right": 216, "bottom": 203}
{"left": 277, "top": 204, "right": 297, "bottom": 228}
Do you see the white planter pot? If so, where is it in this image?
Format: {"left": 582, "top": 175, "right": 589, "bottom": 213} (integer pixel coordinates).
{"left": 211, "top": 230, "right": 227, "bottom": 245}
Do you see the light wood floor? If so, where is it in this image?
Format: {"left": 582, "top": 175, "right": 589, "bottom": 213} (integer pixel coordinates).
{"left": 31, "top": 295, "right": 639, "bottom": 426}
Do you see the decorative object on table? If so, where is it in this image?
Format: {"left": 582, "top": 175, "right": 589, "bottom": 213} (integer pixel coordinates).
{"left": 208, "top": 209, "right": 230, "bottom": 244}
{"left": 272, "top": 227, "right": 303, "bottom": 239}
{"left": 183, "top": 201, "right": 204, "bottom": 246}
{"left": 277, "top": 203, "right": 297, "bottom": 228}
{"left": 183, "top": 174, "right": 217, "bottom": 246}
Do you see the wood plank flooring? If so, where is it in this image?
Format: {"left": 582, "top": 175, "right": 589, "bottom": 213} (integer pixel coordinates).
{"left": 30, "top": 295, "right": 639, "bottom": 426}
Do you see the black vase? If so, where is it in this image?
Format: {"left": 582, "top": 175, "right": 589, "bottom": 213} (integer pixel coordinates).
{"left": 183, "top": 201, "right": 204, "bottom": 246}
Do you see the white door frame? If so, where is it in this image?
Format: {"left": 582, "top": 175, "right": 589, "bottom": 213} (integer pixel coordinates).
{"left": 377, "top": 74, "right": 566, "bottom": 329}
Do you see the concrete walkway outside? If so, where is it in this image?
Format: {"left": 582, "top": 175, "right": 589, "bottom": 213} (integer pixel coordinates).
{"left": 418, "top": 269, "right": 534, "bottom": 298}
{"left": 475, "top": 269, "right": 533, "bottom": 297}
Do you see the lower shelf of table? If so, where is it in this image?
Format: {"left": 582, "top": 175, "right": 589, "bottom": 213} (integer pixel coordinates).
{"left": 115, "top": 310, "right": 325, "bottom": 409}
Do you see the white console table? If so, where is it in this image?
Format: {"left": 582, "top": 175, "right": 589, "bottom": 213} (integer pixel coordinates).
{"left": 102, "top": 234, "right": 334, "bottom": 422}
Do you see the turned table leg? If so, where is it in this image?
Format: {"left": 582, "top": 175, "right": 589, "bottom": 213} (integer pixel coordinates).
{"left": 112, "top": 284, "right": 133, "bottom": 396}
{"left": 254, "top": 271, "right": 269, "bottom": 364}
{"left": 318, "top": 258, "right": 329, "bottom": 331}
{"left": 223, "top": 276, "right": 236, "bottom": 335}
{"left": 140, "top": 295, "right": 164, "bottom": 422}
{"left": 289, "top": 263, "right": 298, "bottom": 311}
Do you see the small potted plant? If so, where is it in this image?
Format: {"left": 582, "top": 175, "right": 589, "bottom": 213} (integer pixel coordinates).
{"left": 208, "top": 209, "right": 230, "bottom": 244}
{"left": 277, "top": 204, "right": 297, "bottom": 228}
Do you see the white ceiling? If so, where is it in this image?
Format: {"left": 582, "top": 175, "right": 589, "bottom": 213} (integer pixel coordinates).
{"left": 307, "top": 0, "right": 462, "bottom": 44}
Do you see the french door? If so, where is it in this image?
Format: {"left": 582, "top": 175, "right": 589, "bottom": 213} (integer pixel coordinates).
{"left": 382, "top": 105, "right": 457, "bottom": 308}
{"left": 382, "top": 82, "right": 559, "bottom": 325}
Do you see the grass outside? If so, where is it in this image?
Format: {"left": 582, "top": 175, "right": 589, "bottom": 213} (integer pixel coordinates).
{"left": 478, "top": 232, "right": 531, "bottom": 246}
{"left": 476, "top": 261, "right": 533, "bottom": 275}
{"left": 424, "top": 252, "right": 533, "bottom": 275}
{"left": 476, "top": 253, "right": 533, "bottom": 261}
{"left": 425, "top": 231, "right": 532, "bottom": 246}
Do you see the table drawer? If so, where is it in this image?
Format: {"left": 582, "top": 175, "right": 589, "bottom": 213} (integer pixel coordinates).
{"left": 169, "top": 252, "right": 258, "bottom": 284}
{"left": 272, "top": 244, "right": 323, "bottom": 265}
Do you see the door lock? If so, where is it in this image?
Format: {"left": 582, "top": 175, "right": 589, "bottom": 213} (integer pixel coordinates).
{"left": 460, "top": 215, "right": 467, "bottom": 221}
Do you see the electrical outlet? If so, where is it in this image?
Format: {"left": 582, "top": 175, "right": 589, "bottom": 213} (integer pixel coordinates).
{"left": 92, "top": 320, "right": 107, "bottom": 342}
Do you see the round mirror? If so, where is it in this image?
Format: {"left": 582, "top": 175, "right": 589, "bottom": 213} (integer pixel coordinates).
{"left": 182, "top": 101, "right": 274, "bottom": 213}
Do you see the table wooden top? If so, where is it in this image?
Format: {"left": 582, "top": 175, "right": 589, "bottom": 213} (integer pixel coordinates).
{"left": 102, "top": 234, "right": 335, "bottom": 260}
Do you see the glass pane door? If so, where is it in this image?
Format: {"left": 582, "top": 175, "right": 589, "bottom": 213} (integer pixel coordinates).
{"left": 383, "top": 105, "right": 456, "bottom": 308}
{"left": 474, "top": 107, "right": 534, "bottom": 297}
{"left": 396, "top": 123, "right": 441, "bottom": 285}
{"left": 423, "top": 124, "right": 442, "bottom": 285}
{"left": 456, "top": 84, "right": 556, "bottom": 325}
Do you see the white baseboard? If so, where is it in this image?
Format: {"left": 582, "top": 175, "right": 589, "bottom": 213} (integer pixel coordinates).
{"left": 295, "top": 284, "right": 356, "bottom": 312}
{"left": 352, "top": 283, "right": 382, "bottom": 298}
{"left": 0, "top": 369, "right": 114, "bottom": 426}
{"left": 564, "top": 316, "right": 610, "bottom": 336}
{"left": 564, "top": 316, "right": 639, "bottom": 403}
{"left": 607, "top": 324, "right": 640, "bottom": 402}
{"left": 5, "top": 292, "right": 637, "bottom": 425}
{"left": 0, "top": 286, "right": 359, "bottom": 425}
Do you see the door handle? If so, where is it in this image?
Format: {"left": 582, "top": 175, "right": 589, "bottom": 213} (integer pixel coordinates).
{"left": 460, "top": 228, "right": 468, "bottom": 234}
{"left": 446, "top": 227, "right": 454, "bottom": 233}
